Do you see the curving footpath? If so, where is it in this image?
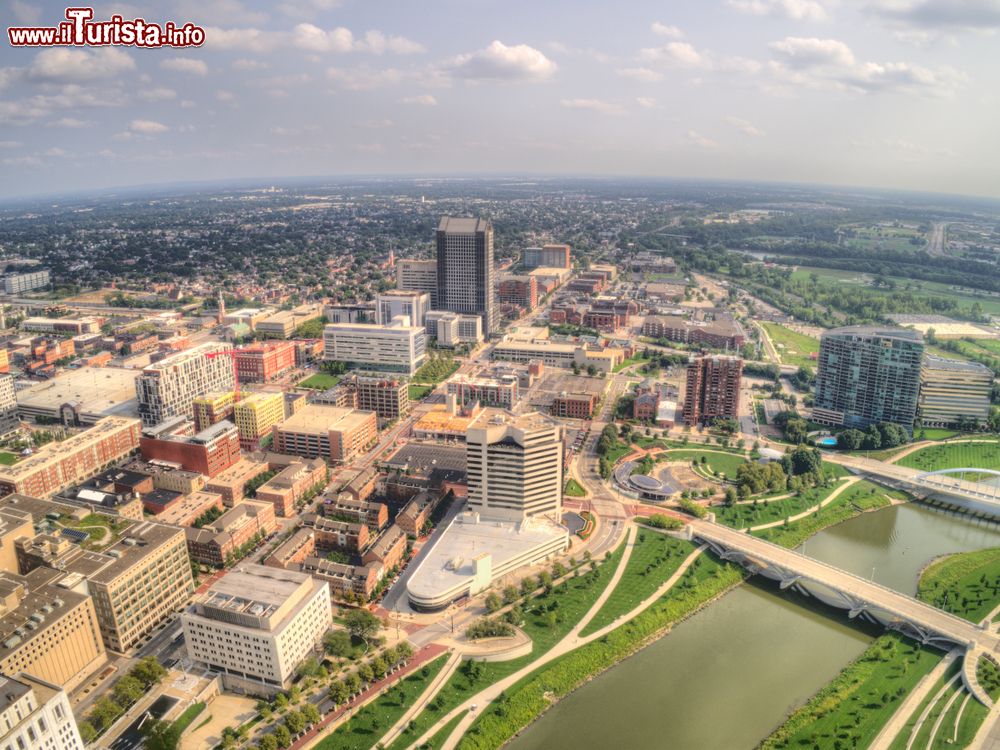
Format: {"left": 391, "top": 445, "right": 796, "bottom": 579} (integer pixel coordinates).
{"left": 748, "top": 476, "right": 859, "bottom": 531}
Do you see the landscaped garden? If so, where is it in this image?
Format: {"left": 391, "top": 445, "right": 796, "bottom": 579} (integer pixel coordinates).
{"left": 713, "top": 478, "right": 850, "bottom": 530}
{"left": 661, "top": 448, "right": 748, "bottom": 478}
{"left": 563, "top": 478, "right": 587, "bottom": 497}
{"left": 917, "top": 546, "right": 1000, "bottom": 623}
{"left": 897, "top": 440, "right": 1000, "bottom": 474}
{"left": 298, "top": 372, "right": 341, "bottom": 390}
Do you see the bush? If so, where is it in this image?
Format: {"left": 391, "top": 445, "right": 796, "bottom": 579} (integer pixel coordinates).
{"left": 465, "top": 617, "right": 515, "bottom": 640}
{"left": 641, "top": 514, "right": 683, "bottom": 531}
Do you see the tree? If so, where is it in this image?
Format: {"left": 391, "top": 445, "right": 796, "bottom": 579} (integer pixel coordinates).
{"left": 371, "top": 655, "right": 388, "bottom": 678}
{"left": 90, "top": 697, "right": 123, "bottom": 730}
{"left": 302, "top": 703, "right": 321, "bottom": 726}
{"left": 323, "top": 629, "right": 354, "bottom": 658}
{"left": 724, "top": 486, "right": 738, "bottom": 506}
{"left": 131, "top": 656, "right": 167, "bottom": 686}
{"left": 344, "top": 609, "right": 381, "bottom": 647}
{"left": 273, "top": 724, "right": 292, "bottom": 748}
{"left": 329, "top": 681, "right": 350, "bottom": 705}
{"left": 259, "top": 735, "right": 279, "bottom": 750}
{"left": 784, "top": 418, "right": 809, "bottom": 444}
{"left": 358, "top": 663, "right": 375, "bottom": 684}
{"left": 396, "top": 640, "right": 414, "bottom": 662}
{"left": 113, "top": 675, "right": 145, "bottom": 705}
{"left": 78, "top": 722, "right": 98, "bottom": 744}
{"left": 838, "top": 429, "right": 865, "bottom": 451}
{"left": 502, "top": 585, "right": 519, "bottom": 604}
{"left": 284, "top": 710, "right": 306, "bottom": 735}
{"left": 140, "top": 719, "right": 181, "bottom": 750}
{"left": 484, "top": 592, "right": 502, "bottom": 613}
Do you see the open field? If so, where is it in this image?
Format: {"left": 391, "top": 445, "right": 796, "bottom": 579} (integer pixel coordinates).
{"left": 760, "top": 321, "right": 820, "bottom": 369}
{"left": 897, "top": 440, "right": 1000, "bottom": 473}
{"left": 662, "top": 449, "right": 748, "bottom": 478}
{"left": 917, "top": 546, "right": 1000, "bottom": 623}
{"left": 408, "top": 384, "right": 434, "bottom": 401}
{"left": 298, "top": 373, "right": 340, "bottom": 390}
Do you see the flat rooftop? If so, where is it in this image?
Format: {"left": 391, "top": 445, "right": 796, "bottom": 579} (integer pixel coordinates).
{"left": 277, "top": 404, "right": 374, "bottom": 435}
{"left": 15, "top": 366, "right": 139, "bottom": 420}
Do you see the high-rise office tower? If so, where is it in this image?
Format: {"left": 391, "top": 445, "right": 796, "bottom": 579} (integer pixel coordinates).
{"left": 436, "top": 217, "right": 499, "bottom": 336}
{"left": 683, "top": 355, "right": 743, "bottom": 426}
{"left": 466, "top": 412, "right": 563, "bottom": 521}
{"left": 812, "top": 326, "right": 924, "bottom": 431}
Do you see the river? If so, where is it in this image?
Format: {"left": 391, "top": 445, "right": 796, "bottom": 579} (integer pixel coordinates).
{"left": 505, "top": 503, "right": 1000, "bottom": 750}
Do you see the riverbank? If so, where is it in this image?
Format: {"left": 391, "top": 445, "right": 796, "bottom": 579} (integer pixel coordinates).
{"left": 456, "top": 555, "right": 747, "bottom": 750}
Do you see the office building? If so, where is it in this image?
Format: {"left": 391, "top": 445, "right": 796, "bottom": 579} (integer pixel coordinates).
{"left": 354, "top": 376, "right": 410, "bottom": 423}
{"left": 683, "top": 355, "right": 743, "bottom": 427}
{"left": 0, "top": 375, "right": 17, "bottom": 435}
{"left": 233, "top": 341, "right": 297, "bottom": 383}
{"left": 446, "top": 374, "right": 518, "bottom": 409}
{"left": 812, "top": 326, "right": 924, "bottom": 431}
{"left": 323, "top": 317, "right": 427, "bottom": 375}
{"left": 272, "top": 404, "right": 378, "bottom": 464}
{"left": 436, "top": 217, "right": 499, "bottom": 336}
{"left": 233, "top": 392, "right": 286, "bottom": 451}
{"left": 0, "top": 570, "right": 107, "bottom": 692}
{"left": 0, "top": 417, "right": 141, "bottom": 498}
{"left": 3, "top": 269, "right": 50, "bottom": 295}
{"left": 0, "top": 673, "right": 83, "bottom": 750}
{"left": 192, "top": 391, "right": 237, "bottom": 432}
{"left": 135, "top": 342, "right": 235, "bottom": 426}
{"left": 185, "top": 500, "right": 278, "bottom": 566}
{"left": 182, "top": 564, "right": 331, "bottom": 694}
{"left": 498, "top": 275, "right": 538, "bottom": 310}
{"left": 140, "top": 420, "right": 241, "bottom": 478}
{"left": 552, "top": 392, "right": 598, "bottom": 420}
{"left": 919, "top": 355, "right": 992, "bottom": 428}
{"left": 466, "top": 412, "right": 563, "bottom": 522}
{"left": 253, "top": 457, "right": 327, "bottom": 517}
{"left": 522, "top": 244, "right": 570, "bottom": 270}
{"left": 425, "top": 311, "right": 484, "bottom": 347}
{"left": 376, "top": 290, "right": 430, "bottom": 328}
{"left": 396, "top": 259, "right": 438, "bottom": 307}
{"left": 0, "top": 509, "right": 33, "bottom": 574}
{"left": 21, "top": 317, "right": 99, "bottom": 336}
{"left": 324, "top": 303, "right": 375, "bottom": 325}
{"left": 492, "top": 340, "right": 624, "bottom": 374}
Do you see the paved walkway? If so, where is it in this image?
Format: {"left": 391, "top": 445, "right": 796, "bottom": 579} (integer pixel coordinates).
{"left": 869, "top": 648, "right": 961, "bottom": 750}
{"left": 410, "top": 531, "right": 707, "bottom": 750}
{"left": 749, "top": 476, "right": 859, "bottom": 531}
{"left": 375, "top": 650, "right": 462, "bottom": 750}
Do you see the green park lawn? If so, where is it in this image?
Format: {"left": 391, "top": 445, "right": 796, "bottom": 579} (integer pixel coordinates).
{"left": 897, "top": 440, "right": 1000, "bottom": 474}
{"left": 917, "top": 546, "right": 1000, "bottom": 623}
{"left": 563, "top": 478, "right": 587, "bottom": 497}
{"left": 0, "top": 451, "right": 18, "bottom": 465}
{"left": 423, "top": 711, "right": 468, "bottom": 750}
{"left": 580, "top": 532, "right": 695, "bottom": 636}
{"left": 315, "top": 654, "right": 450, "bottom": 750}
{"left": 662, "top": 449, "right": 747, "bottom": 478}
{"left": 407, "top": 384, "right": 434, "bottom": 401}
{"left": 760, "top": 322, "right": 820, "bottom": 369}
{"left": 915, "top": 427, "right": 960, "bottom": 441}
{"left": 713, "top": 478, "right": 850, "bottom": 530}
{"left": 385, "top": 548, "right": 625, "bottom": 750}
{"left": 298, "top": 373, "right": 341, "bottom": 390}
{"left": 761, "top": 634, "right": 942, "bottom": 750}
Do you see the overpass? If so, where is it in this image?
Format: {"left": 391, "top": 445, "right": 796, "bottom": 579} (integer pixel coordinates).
{"left": 687, "top": 519, "right": 1000, "bottom": 706}
{"left": 821, "top": 453, "right": 1000, "bottom": 515}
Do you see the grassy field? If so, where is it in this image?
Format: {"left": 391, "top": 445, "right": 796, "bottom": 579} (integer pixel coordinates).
{"left": 713, "top": 479, "right": 849, "bottom": 530}
{"left": 298, "top": 373, "right": 340, "bottom": 390}
{"left": 563, "top": 478, "right": 587, "bottom": 497}
{"left": 917, "top": 547, "right": 1000, "bottom": 623}
{"left": 662, "top": 449, "right": 748, "bottom": 478}
{"left": 897, "top": 440, "right": 1000, "bottom": 473}
{"left": 613, "top": 354, "right": 652, "bottom": 373}
{"left": 0, "top": 451, "right": 18, "bottom": 465}
{"left": 916, "top": 428, "right": 961, "bottom": 441}
{"left": 423, "top": 711, "right": 468, "bottom": 749}
{"left": 408, "top": 384, "right": 434, "bottom": 401}
{"left": 760, "top": 634, "right": 941, "bottom": 750}
{"left": 754, "top": 480, "right": 901, "bottom": 548}
{"left": 760, "top": 322, "right": 820, "bottom": 369}
{"left": 580, "top": 532, "right": 695, "bottom": 636}
{"left": 385, "top": 548, "right": 625, "bottom": 750}
{"left": 316, "top": 654, "right": 450, "bottom": 750}
{"left": 413, "top": 355, "right": 459, "bottom": 385}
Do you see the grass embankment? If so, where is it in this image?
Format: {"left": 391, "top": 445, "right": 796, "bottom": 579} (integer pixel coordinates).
{"left": 760, "top": 322, "right": 820, "bottom": 369}
{"left": 314, "top": 654, "right": 449, "bottom": 750}
{"left": 754, "top": 480, "right": 904, "bottom": 548}
{"left": 580, "top": 532, "right": 695, "bottom": 636}
{"left": 171, "top": 702, "right": 206, "bottom": 737}
{"left": 713, "top": 479, "right": 849, "bottom": 530}
{"left": 563, "top": 478, "right": 587, "bottom": 497}
{"left": 760, "top": 634, "right": 942, "bottom": 750}
{"left": 886, "top": 663, "right": 964, "bottom": 750}
{"left": 918, "top": 547, "right": 1000, "bottom": 624}
{"left": 385, "top": 548, "right": 625, "bottom": 750}
{"left": 456, "top": 555, "right": 746, "bottom": 750}
{"left": 424, "top": 711, "right": 468, "bottom": 749}
{"left": 298, "top": 373, "right": 341, "bottom": 390}
{"left": 897, "top": 440, "right": 1000, "bottom": 474}
{"left": 662, "top": 449, "right": 748, "bottom": 477}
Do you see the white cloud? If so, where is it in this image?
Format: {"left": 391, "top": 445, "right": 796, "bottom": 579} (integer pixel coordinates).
{"left": 651, "top": 22, "right": 685, "bottom": 38}
{"left": 327, "top": 66, "right": 406, "bottom": 90}
{"left": 639, "top": 42, "right": 708, "bottom": 68}
{"left": 202, "top": 27, "right": 285, "bottom": 52}
{"left": 28, "top": 48, "right": 135, "bottom": 84}
{"left": 232, "top": 58, "right": 270, "bottom": 71}
{"left": 616, "top": 67, "right": 663, "bottom": 82}
{"left": 725, "top": 116, "right": 765, "bottom": 136}
{"left": 769, "top": 37, "right": 855, "bottom": 68}
{"left": 686, "top": 130, "right": 718, "bottom": 148}
{"left": 160, "top": 58, "right": 208, "bottom": 76}
{"left": 400, "top": 94, "right": 437, "bottom": 105}
{"left": 559, "top": 98, "right": 624, "bottom": 115}
{"left": 9, "top": 0, "right": 41, "bottom": 23}
{"left": 216, "top": 90, "right": 237, "bottom": 102}
{"left": 728, "top": 0, "right": 829, "bottom": 21}
{"left": 449, "top": 41, "right": 557, "bottom": 81}
{"left": 636, "top": 97, "right": 658, "bottom": 108}
{"left": 359, "top": 30, "right": 425, "bottom": 55}
{"left": 292, "top": 25, "right": 424, "bottom": 54}
{"left": 867, "top": 0, "right": 1000, "bottom": 32}
{"left": 175, "top": 0, "right": 267, "bottom": 27}
{"left": 138, "top": 87, "right": 177, "bottom": 101}
{"left": 129, "top": 119, "right": 168, "bottom": 135}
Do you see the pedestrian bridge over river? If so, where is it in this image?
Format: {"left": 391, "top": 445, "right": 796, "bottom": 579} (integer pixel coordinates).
{"left": 686, "top": 519, "right": 1000, "bottom": 706}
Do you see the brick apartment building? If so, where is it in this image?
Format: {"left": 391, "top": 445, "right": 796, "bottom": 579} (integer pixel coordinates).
{"left": 683, "top": 355, "right": 743, "bottom": 426}
{"left": 140, "top": 420, "right": 241, "bottom": 478}
{"left": 233, "top": 341, "right": 297, "bottom": 383}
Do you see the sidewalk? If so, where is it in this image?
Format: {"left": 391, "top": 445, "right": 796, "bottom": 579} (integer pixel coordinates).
{"left": 375, "top": 650, "right": 462, "bottom": 749}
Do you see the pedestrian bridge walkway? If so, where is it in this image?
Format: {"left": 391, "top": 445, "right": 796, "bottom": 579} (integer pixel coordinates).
{"left": 687, "top": 519, "right": 1000, "bottom": 706}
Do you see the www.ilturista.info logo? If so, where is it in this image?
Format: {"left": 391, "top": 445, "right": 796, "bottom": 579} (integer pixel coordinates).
{"left": 8, "top": 7, "right": 205, "bottom": 48}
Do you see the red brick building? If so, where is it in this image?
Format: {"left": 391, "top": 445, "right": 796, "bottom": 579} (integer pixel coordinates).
{"left": 140, "top": 421, "right": 241, "bottom": 478}
{"left": 362, "top": 524, "right": 407, "bottom": 571}
{"left": 233, "top": 341, "right": 297, "bottom": 383}
{"left": 683, "top": 355, "right": 743, "bottom": 426}
{"left": 551, "top": 393, "right": 598, "bottom": 420}
{"left": 498, "top": 275, "right": 538, "bottom": 310}
{"left": 184, "top": 499, "right": 278, "bottom": 566}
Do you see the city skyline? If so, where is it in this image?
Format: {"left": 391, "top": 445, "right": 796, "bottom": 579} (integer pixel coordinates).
{"left": 2, "top": 0, "right": 1000, "bottom": 199}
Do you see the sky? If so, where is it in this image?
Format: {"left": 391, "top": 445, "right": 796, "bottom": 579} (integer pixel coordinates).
{"left": 1, "top": 0, "right": 999, "bottom": 199}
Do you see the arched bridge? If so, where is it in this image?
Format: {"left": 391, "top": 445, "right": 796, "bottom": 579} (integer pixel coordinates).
{"left": 687, "top": 519, "right": 1000, "bottom": 706}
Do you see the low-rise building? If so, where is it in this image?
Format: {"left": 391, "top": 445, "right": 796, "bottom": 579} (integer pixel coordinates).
{"left": 642, "top": 312, "right": 745, "bottom": 351}
{"left": 302, "top": 513, "right": 370, "bottom": 553}
{"left": 205, "top": 457, "right": 269, "bottom": 505}
{"left": 14, "top": 366, "right": 139, "bottom": 426}
{"left": 150, "top": 490, "right": 225, "bottom": 527}
{"left": 362, "top": 524, "right": 406, "bottom": 571}
{"left": 425, "top": 311, "right": 484, "bottom": 347}
{"left": 140, "top": 419, "right": 241, "bottom": 478}
{"left": 552, "top": 392, "right": 598, "bottom": 419}
{"left": 321, "top": 494, "right": 388, "bottom": 531}
{"left": 395, "top": 491, "right": 438, "bottom": 536}
{"left": 233, "top": 341, "right": 297, "bottom": 382}
{"left": 233, "top": 391, "right": 286, "bottom": 451}
{"left": 272, "top": 404, "right": 378, "bottom": 464}
{"left": 21, "top": 316, "right": 98, "bottom": 336}
{"left": 323, "top": 317, "right": 427, "bottom": 375}
{"left": 253, "top": 457, "right": 327, "bottom": 517}
{"left": 185, "top": 500, "right": 278, "bottom": 567}
{"left": 446, "top": 374, "right": 518, "bottom": 409}
{"left": 192, "top": 391, "right": 236, "bottom": 432}
{"left": 492, "top": 340, "right": 624, "bottom": 374}
{"left": 181, "top": 564, "right": 331, "bottom": 694}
